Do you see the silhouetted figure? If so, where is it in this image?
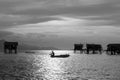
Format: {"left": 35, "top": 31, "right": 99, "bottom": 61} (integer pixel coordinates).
{"left": 4, "top": 41, "right": 18, "bottom": 54}
{"left": 86, "top": 44, "right": 102, "bottom": 54}
{"left": 51, "top": 50, "right": 55, "bottom": 56}
{"left": 50, "top": 50, "right": 69, "bottom": 58}
{"left": 107, "top": 44, "right": 120, "bottom": 55}
{"left": 74, "top": 44, "right": 83, "bottom": 53}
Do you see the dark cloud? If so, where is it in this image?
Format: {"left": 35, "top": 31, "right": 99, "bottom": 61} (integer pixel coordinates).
{"left": 21, "top": 16, "right": 63, "bottom": 25}
{"left": 9, "top": 2, "right": 119, "bottom": 16}
{"left": 81, "top": 12, "right": 120, "bottom": 26}
{"left": 0, "top": 0, "right": 26, "bottom": 14}
{"left": 0, "top": 0, "right": 119, "bottom": 28}
{"left": 0, "top": 21, "right": 16, "bottom": 28}
{"left": 8, "top": 1, "right": 120, "bottom": 26}
{"left": 0, "top": 31, "right": 13, "bottom": 39}
{"left": 0, "top": 15, "right": 63, "bottom": 29}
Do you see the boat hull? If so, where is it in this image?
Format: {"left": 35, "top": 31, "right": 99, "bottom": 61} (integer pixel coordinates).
{"left": 50, "top": 54, "right": 70, "bottom": 58}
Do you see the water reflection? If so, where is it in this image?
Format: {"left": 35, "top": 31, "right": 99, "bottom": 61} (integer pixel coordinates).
{"left": 33, "top": 51, "right": 120, "bottom": 80}
{"left": 34, "top": 54, "right": 66, "bottom": 80}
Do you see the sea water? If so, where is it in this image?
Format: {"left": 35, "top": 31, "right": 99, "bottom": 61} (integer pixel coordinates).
{"left": 0, "top": 50, "right": 120, "bottom": 80}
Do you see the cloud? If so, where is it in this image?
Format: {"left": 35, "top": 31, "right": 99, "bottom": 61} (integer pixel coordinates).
{"left": 0, "top": 31, "right": 13, "bottom": 39}
{"left": 0, "top": 0, "right": 120, "bottom": 49}
{"left": 7, "top": 0, "right": 120, "bottom": 27}
{"left": 6, "top": 16, "right": 120, "bottom": 37}
{"left": 9, "top": 0, "right": 119, "bottom": 15}
{"left": 0, "top": 0, "right": 116, "bottom": 16}
{"left": 5, "top": 16, "right": 84, "bottom": 35}
{"left": 0, "top": 14, "right": 63, "bottom": 29}
{"left": 1, "top": 16, "right": 120, "bottom": 49}
{"left": 0, "top": 0, "right": 120, "bottom": 28}
{"left": 0, "top": 14, "right": 30, "bottom": 29}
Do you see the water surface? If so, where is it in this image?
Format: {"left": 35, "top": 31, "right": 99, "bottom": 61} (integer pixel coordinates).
{"left": 0, "top": 50, "right": 120, "bottom": 80}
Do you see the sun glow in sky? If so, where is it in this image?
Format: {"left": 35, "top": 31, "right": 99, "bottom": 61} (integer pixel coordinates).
{"left": 1, "top": 0, "right": 120, "bottom": 49}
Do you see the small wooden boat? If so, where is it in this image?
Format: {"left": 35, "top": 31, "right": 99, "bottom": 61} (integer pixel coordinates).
{"left": 50, "top": 54, "right": 70, "bottom": 58}
{"left": 25, "top": 51, "right": 35, "bottom": 54}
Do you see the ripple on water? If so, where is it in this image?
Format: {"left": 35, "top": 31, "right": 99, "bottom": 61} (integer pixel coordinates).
{"left": 0, "top": 51, "right": 120, "bottom": 80}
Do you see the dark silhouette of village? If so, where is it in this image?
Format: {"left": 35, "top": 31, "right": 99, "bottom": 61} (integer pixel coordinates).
{"left": 74, "top": 43, "right": 120, "bottom": 55}
{"left": 4, "top": 41, "right": 18, "bottom": 54}
{"left": 0, "top": 39, "right": 120, "bottom": 55}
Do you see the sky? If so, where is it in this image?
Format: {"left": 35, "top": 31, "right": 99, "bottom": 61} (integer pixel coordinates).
{"left": 0, "top": 0, "right": 120, "bottom": 49}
